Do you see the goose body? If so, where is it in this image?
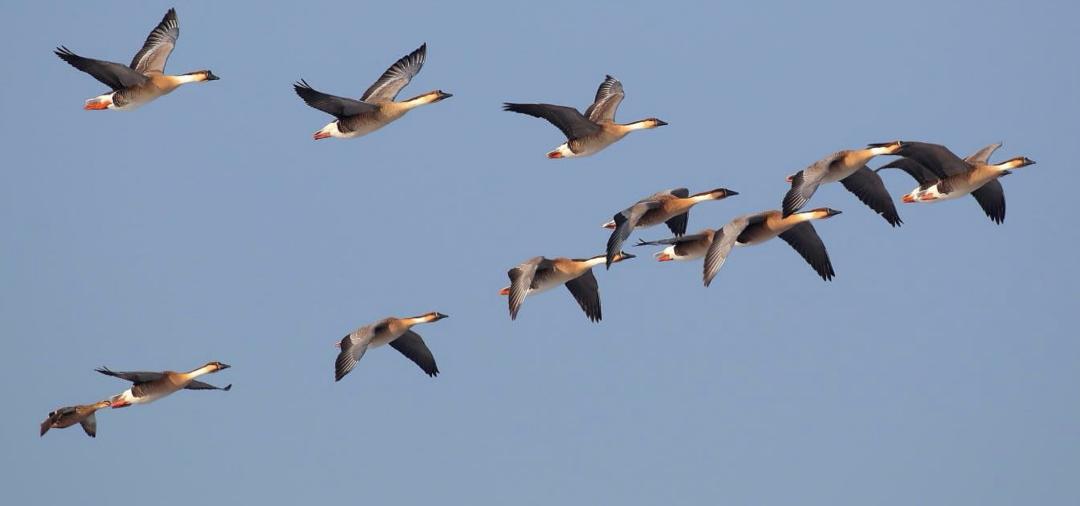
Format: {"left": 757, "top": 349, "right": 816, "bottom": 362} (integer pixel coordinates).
{"left": 54, "top": 9, "right": 219, "bottom": 110}
{"left": 97, "top": 362, "right": 231, "bottom": 408}
{"left": 636, "top": 229, "right": 717, "bottom": 262}
{"left": 782, "top": 142, "right": 903, "bottom": 226}
{"left": 874, "top": 141, "right": 1035, "bottom": 224}
{"left": 702, "top": 208, "right": 842, "bottom": 286}
{"left": 500, "top": 252, "right": 635, "bottom": 322}
{"left": 503, "top": 75, "right": 666, "bottom": 158}
{"left": 334, "top": 312, "right": 448, "bottom": 381}
{"left": 40, "top": 400, "right": 110, "bottom": 438}
{"left": 602, "top": 187, "right": 737, "bottom": 267}
{"left": 294, "top": 44, "right": 451, "bottom": 140}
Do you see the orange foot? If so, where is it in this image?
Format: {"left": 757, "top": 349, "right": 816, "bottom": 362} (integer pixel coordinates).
{"left": 902, "top": 194, "right": 916, "bottom": 203}
{"left": 546, "top": 151, "right": 563, "bottom": 159}
{"left": 84, "top": 100, "right": 110, "bottom": 110}
{"left": 657, "top": 253, "right": 674, "bottom": 262}
{"left": 313, "top": 131, "right": 331, "bottom": 140}
{"left": 498, "top": 287, "right": 510, "bottom": 296}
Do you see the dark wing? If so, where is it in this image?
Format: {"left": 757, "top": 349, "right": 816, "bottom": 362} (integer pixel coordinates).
{"left": 971, "top": 179, "right": 1006, "bottom": 224}
{"left": 875, "top": 158, "right": 938, "bottom": 185}
{"left": 130, "top": 8, "right": 179, "bottom": 73}
{"left": 840, "top": 166, "right": 902, "bottom": 226}
{"left": 607, "top": 201, "right": 661, "bottom": 268}
{"left": 502, "top": 103, "right": 601, "bottom": 140}
{"left": 79, "top": 413, "right": 98, "bottom": 438}
{"left": 361, "top": 43, "right": 426, "bottom": 103}
{"left": 564, "top": 270, "right": 602, "bottom": 322}
{"left": 55, "top": 46, "right": 148, "bottom": 90}
{"left": 892, "top": 141, "right": 971, "bottom": 177}
{"left": 665, "top": 213, "right": 689, "bottom": 236}
{"left": 703, "top": 216, "right": 753, "bottom": 287}
{"left": 583, "top": 75, "right": 625, "bottom": 123}
{"left": 966, "top": 142, "right": 1003, "bottom": 165}
{"left": 185, "top": 380, "right": 232, "bottom": 391}
{"left": 95, "top": 367, "right": 163, "bottom": 384}
{"left": 389, "top": 330, "right": 439, "bottom": 377}
{"left": 508, "top": 257, "right": 543, "bottom": 320}
{"left": 294, "top": 80, "right": 377, "bottom": 118}
{"left": 778, "top": 222, "right": 835, "bottom": 281}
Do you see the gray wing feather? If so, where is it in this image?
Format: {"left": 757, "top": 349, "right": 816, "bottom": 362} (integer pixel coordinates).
{"left": 130, "top": 8, "right": 179, "bottom": 73}
{"left": 503, "top": 103, "right": 601, "bottom": 140}
{"left": 965, "top": 142, "right": 1003, "bottom": 165}
{"left": 778, "top": 222, "right": 835, "bottom": 281}
{"left": 79, "top": 412, "right": 98, "bottom": 438}
{"left": 606, "top": 201, "right": 661, "bottom": 268}
{"left": 95, "top": 367, "right": 164, "bottom": 384}
{"left": 703, "top": 217, "right": 751, "bottom": 286}
{"left": 334, "top": 325, "right": 375, "bottom": 381}
{"left": 361, "top": 43, "right": 426, "bottom": 103}
{"left": 892, "top": 141, "right": 971, "bottom": 177}
{"left": 564, "top": 270, "right": 602, "bottom": 322}
{"left": 584, "top": 75, "right": 625, "bottom": 123}
{"left": 294, "top": 80, "right": 376, "bottom": 118}
{"left": 971, "top": 179, "right": 1006, "bottom": 224}
{"left": 840, "top": 166, "right": 902, "bottom": 226}
{"left": 185, "top": 379, "right": 232, "bottom": 391}
{"left": 55, "top": 47, "right": 148, "bottom": 90}
{"left": 508, "top": 257, "right": 543, "bottom": 320}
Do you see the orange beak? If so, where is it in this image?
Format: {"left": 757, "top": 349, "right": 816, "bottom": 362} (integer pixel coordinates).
{"left": 546, "top": 151, "right": 563, "bottom": 159}
{"left": 313, "top": 131, "right": 332, "bottom": 140}
{"left": 902, "top": 194, "right": 916, "bottom": 203}
{"left": 657, "top": 253, "right": 673, "bottom": 262}
{"left": 498, "top": 287, "right": 510, "bottom": 296}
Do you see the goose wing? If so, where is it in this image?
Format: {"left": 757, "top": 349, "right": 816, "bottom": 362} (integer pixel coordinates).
{"left": 361, "top": 43, "right": 427, "bottom": 103}
{"left": 840, "top": 166, "right": 902, "bottom": 226}
{"left": 294, "top": 80, "right": 376, "bottom": 118}
{"left": 130, "top": 8, "right": 179, "bottom": 74}
{"left": 503, "top": 103, "right": 600, "bottom": 140}
{"left": 564, "top": 270, "right": 602, "bottom": 322}
{"left": 583, "top": 75, "right": 625, "bottom": 123}
{"left": 390, "top": 330, "right": 439, "bottom": 377}
{"left": 55, "top": 46, "right": 148, "bottom": 90}
{"left": 703, "top": 215, "right": 757, "bottom": 286}
{"left": 778, "top": 222, "right": 835, "bottom": 281}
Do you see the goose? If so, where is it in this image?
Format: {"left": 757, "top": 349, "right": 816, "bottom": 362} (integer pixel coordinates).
{"left": 781, "top": 142, "right": 903, "bottom": 226}
{"left": 499, "top": 252, "right": 635, "bottom": 322}
{"left": 40, "top": 400, "right": 110, "bottom": 438}
{"left": 602, "top": 187, "right": 737, "bottom": 268}
{"left": 54, "top": 8, "right": 219, "bottom": 110}
{"left": 873, "top": 141, "right": 1035, "bottom": 224}
{"left": 503, "top": 75, "right": 667, "bottom": 158}
{"left": 96, "top": 362, "right": 231, "bottom": 408}
{"left": 294, "top": 43, "right": 452, "bottom": 140}
{"left": 702, "top": 208, "right": 843, "bottom": 286}
{"left": 635, "top": 229, "right": 716, "bottom": 262}
{"left": 334, "top": 312, "right": 448, "bottom": 382}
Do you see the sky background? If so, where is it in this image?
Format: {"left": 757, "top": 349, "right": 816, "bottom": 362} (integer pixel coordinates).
{"left": 2, "top": 0, "right": 1078, "bottom": 504}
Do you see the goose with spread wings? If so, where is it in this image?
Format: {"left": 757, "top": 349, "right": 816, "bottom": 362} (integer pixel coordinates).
{"left": 702, "top": 208, "right": 843, "bottom": 286}
{"left": 499, "top": 252, "right": 635, "bottom": 322}
{"left": 503, "top": 75, "right": 667, "bottom": 158}
{"left": 334, "top": 312, "right": 448, "bottom": 382}
{"left": 781, "top": 142, "right": 903, "bottom": 226}
{"left": 294, "top": 43, "right": 452, "bottom": 140}
{"left": 96, "top": 361, "right": 231, "bottom": 408}
{"left": 40, "top": 400, "right": 111, "bottom": 438}
{"left": 873, "top": 141, "right": 1035, "bottom": 224}
{"left": 54, "top": 8, "right": 219, "bottom": 110}
{"left": 602, "top": 187, "right": 737, "bottom": 268}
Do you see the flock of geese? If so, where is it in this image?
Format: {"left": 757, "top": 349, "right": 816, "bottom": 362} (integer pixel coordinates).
{"left": 41, "top": 8, "right": 1038, "bottom": 438}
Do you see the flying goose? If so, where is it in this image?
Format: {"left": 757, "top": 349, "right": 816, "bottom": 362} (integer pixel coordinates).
{"left": 702, "top": 208, "right": 843, "bottom": 286}
{"left": 602, "top": 187, "right": 737, "bottom": 268}
{"left": 503, "top": 75, "right": 667, "bottom": 158}
{"left": 294, "top": 43, "right": 452, "bottom": 140}
{"left": 54, "top": 8, "right": 219, "bottom": 110}
{"left": 96, "top": 362, "right": 231, "bottom": 408}
{"left": 781, "top": 142, "right": 903, "bottom": 226}
{"left": 635, "top": 229, "right": 717, "bottom": 262}
{"left": 499, "top": 252, "right": 635, "bottom": 322}
{"left": 873, "top": 141, "right": 1035, "bottom": 224}
{"left": 334, "top": 312, "right": 448, "bottom": 382}
{"left": 40, "top": 400, "right": 110, "bottom": 438}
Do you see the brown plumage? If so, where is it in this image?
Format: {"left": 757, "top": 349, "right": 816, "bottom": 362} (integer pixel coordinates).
{"left": 40, "top": 400, "right": 110, "bottom": 438}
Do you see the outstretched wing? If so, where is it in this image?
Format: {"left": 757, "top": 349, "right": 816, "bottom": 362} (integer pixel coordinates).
{"left": 361, "top": 43, "right": 427, "bottom": 103}
{"left": 971, "top": 179, "right": 1006, "bottom": 224}
{"left": 130, "top": 8, "right": 179, "bottom": 74}
{"left": 607, "top": 201, "right": 661, "bottom": 268}
{"left": 584, "top": 75, "right": 625, "bottom": 123}
{"left": 79, "top": 413, "right": 98, "bottom": 438}
{"left": 875, "top": 158, "right": 938, "bottom": 185}
{"left": 564, "top": 270, "right": 602, "bottom": 322}
{"left": 778, "top": 222, "right": 835, "bottom": 281}
{"left": 965, "top": 142, "right": 1003, "bottom": 165}
{"left": 334, "top": 324, "right": 378, "bottom": 382}
{"left": 502, "top": 103, "right": 601, "bottom": 140}
{"left": 703, "top": 216, "right": 752, "bottom": 287}
{"left": 389, "top": 330, "right": 439, "bottom": 377}
{"left": 508, "top": 257, "right": 545, "bottom": 320}
{"left": 891, "top": 141, "right": 971, "bottom": 178}
{"left": 840, "top": 166, "right": 902, "bottom": 226}
{"left": 185, "top": 380, "right": 232, "bottom": 391}
{"left": 55, "top": 47, "right": 148, "bottom": 90}
{"left": 95, "top": 367, "right": 163, "bottom": 384}
{"left": 294, "top": 80, "right": 376, "bottom": 118}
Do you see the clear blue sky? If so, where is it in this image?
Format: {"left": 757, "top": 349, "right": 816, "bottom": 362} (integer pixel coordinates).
{"left": 2, "top": 1, "right": 1077, "bottom": 504}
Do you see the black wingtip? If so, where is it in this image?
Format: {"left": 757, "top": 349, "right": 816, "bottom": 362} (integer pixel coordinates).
{"left": 222, "top": 384, "right": 232, "bottom": 392}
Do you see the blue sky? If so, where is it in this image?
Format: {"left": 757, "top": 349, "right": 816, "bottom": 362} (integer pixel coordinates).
{"left": 2, "top": 1, "right": 1078, "bottom": 504}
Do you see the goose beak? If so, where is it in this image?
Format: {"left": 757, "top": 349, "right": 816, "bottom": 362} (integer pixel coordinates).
{"left": 433, "top": 312, "right": 449, "bottom": 321}
{"left": 217, "top": 363, "right": 231, "bottom": 370}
